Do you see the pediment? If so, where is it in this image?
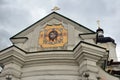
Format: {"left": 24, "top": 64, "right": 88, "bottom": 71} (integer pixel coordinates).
{"left": 11, "top": 12, "right": 94, "bottom": 39}
{"left": 9, "top": 12, "right": 95, "bottom": 52}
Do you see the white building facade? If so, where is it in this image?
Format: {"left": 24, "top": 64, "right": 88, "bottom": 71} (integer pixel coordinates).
{"left": 0, "top": 12, "right": 119, "bottom": 80}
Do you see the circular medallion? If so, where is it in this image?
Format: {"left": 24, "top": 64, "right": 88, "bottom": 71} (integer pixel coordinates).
{"left": 49, "top": 30, "right": 58, "bottom": 41}
{"left": 39, "top": 24, "right": 67, "bottom": 48}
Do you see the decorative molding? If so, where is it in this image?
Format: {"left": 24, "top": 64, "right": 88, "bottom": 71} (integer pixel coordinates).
{"left": 22, "top": 70, "right": 79, "bottom": 77}
{"left": 10, "top": 37, "right": 28, "bottom": 44}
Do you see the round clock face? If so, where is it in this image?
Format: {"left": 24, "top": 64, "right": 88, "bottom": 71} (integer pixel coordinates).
{"left": 49, "top": 30, "right": 58, "bottom": 41}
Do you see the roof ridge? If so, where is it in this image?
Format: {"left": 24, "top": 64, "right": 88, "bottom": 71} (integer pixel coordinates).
{"left": 10, "top": 12, "right": 95, "bottom": 39}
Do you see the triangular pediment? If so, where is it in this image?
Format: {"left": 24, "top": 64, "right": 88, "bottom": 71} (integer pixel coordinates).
{"left": 11, "top": 12, "right": 94, "bottom": 39}
{"left": 9, "top": 12, "right": 95, "bottom": 52}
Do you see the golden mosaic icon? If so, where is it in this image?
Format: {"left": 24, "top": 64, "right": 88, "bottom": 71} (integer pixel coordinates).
{"left": 39, "top": 24, "right": 67, "bottom": 48}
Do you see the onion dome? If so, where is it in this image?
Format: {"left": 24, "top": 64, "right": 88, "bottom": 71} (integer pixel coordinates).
{"left": 96, "top": 28, "right": 104, "bottom": 37}
{"left": 96, "top": 20, "right": 115, "bottom": 44}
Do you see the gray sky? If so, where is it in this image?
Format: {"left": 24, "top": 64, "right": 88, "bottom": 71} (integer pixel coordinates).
{"left": 0, "top": 0, "right": 120, "bottom": 60}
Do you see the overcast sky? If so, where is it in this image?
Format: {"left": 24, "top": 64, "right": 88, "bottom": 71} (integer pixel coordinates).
{"left": 0, "top": 0, "right": 120, "bottom": 60}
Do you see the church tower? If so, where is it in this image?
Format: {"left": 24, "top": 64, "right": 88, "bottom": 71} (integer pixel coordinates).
{"left": 96, "top": 21, "right": 117, "bottom": 61}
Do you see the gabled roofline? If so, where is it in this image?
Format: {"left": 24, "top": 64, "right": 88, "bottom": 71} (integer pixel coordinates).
{"left": 10, "top": 12, "right": 54, "bottom": 39}
{"left": 0, "top": 45, "right": 13, "bottom": 53}
{"left": 79, "top": 32, "right": 96, "bottom": 36}
{"left": 55, "top": 12, "right": 95, "bottom": 33}
{"left": 10, "top": 37, "right": 28, "bottom": 40}
{"left": 10, "top": 12, "right": 95, "bottom": 39}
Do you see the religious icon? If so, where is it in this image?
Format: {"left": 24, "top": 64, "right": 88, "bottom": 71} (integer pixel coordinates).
{"left": 39, "top": 24, "right": 67, "bottom": 48}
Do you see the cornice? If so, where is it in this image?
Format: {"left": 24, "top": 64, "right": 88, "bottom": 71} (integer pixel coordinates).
{"left": 0, "top": 41, "right": 108, "bottom": 67}
{"left": 73, "top": 41, "right": 108, "bottom": 64}
{"left": 21, "top": 69, "right": 79, "bottom": 77}
{"left": 0, "top": 55, "right": 24, "bottom": 67}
